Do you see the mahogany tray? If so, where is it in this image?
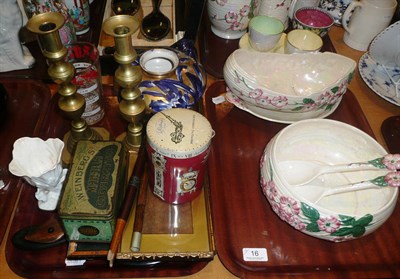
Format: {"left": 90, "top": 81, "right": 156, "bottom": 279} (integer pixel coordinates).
{"left": 204, "top": 81, "right": 400, "bottom": 278}
{"left": 0, "top": 78, "right": 51, "bottom": 244}
{"left": 5, "top": 86, "right": 209, "bottom": 278}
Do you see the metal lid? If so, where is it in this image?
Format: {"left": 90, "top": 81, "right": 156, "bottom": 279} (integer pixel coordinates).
{"left": 146, "top": 108, "right": 214, "bottom": 158}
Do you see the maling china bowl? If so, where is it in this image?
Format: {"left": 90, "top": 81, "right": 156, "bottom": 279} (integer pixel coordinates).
{"left": 223, "top": 49, "right": 356, "bottom": 123}
{"left": 260, "top": 119, "right": 398, "bottom": 242}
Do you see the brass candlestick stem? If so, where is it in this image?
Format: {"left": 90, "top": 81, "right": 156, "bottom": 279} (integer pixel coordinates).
{"left": 26, "top": 12, "right": 107, "bottom": 163}
{"left": 103, "top": 15, "right": 146, "bottom": 149}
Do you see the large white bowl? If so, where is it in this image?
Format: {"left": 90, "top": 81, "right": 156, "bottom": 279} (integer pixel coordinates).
{"left": 260, "top": 119, "right": 398, "bottom": 242}
{"left": 224, "top": 49, "right": 356, "bottom": 123}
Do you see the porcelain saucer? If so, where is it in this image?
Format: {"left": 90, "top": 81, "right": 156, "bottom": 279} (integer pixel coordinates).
{"left": 225, "top": 92, "right": 339, "bottom": 124}
{"left": 369, "top": 21, "right": 400, "bottom": 68}
{"left": 239, "top": 33, "right": 286, "bottom": 53}
{"left": 359, "top": 52, "right": 400, "bottom": 107}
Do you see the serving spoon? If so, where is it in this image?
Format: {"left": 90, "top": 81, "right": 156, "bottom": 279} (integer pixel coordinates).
{"left": 279, "top": 154, "right": 400, "bottom": 186}
{"left": 140, "top": 0, "right": 171, "bottom": 41}
{"left": 298, "top": 171, "right": 400, "bottom": 204}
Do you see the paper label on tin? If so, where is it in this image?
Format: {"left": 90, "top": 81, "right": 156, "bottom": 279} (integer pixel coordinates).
{"left": 242, "top": 248, "right": 268, "bottom": 262}
{"left": 176, "top": 169, "right": 199, "bottom": 194}
{"left": 152, "top": 151, "right": 166, "bottom": 199}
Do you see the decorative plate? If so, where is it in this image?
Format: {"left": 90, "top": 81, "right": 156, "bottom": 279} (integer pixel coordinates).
{"left": 369, "top": 21, "right": 400, "bottom": 68}
{"left": 359, "top": 52, "right": 400, "bottom": 107}
{"left": 225, "top": 91, "right": 338, "bottom": 124}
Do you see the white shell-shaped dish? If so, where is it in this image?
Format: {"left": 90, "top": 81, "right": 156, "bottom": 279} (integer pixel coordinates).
{"left": 369, "top": 21, "right": 400, "bottom": 68}
{"left": 224, "top": 49, "right": 356, "bottom": 122}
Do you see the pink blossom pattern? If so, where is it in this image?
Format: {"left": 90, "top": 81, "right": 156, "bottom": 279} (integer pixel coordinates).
{"left": 260, "top": 154, "right": 374, "bottom": 242}
{"left": 249, "top": 88, "right": 263, "bottom": 98}
{"left": 270, "top": 96, "right": 288, "bottom": 108}
{"left": 382, "top": 154, "right": 400, "bottom": 170}
{"left": 317, "top": 216, "right": 341, "bottom": 233}
{"left": 225, "top": 11, "right": 239, "bottom": 23}
{"left": 384, "top": 171, "right": 400, "bottom": 187}
{"left": 231, "top": 69, "right": 354, "bottom": 113}
{"left": 210, "top": 0, "right": 258, "bottom": 32}
{"left": 287, "top": 215, "right": 307, "bottom": 231}
{"left": 240, "top": 5, "right": 251, "bottom": 17}
{"left": 216, "top": 0, "right": 228, "bottom": 5}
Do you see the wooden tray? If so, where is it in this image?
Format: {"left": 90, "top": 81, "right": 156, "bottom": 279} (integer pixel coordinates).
{"left": 5, "top": 86, "right": 211, "bottom": 278}
{"left": 203, "top": 81, "right": 400, "bottom": 278}
{"left": 0, "top": 78, "right": 51, "bottom": 244}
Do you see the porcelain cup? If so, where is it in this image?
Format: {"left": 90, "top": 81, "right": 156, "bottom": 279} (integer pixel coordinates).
{"left": 285, "top": 29, "right": 323, "bottom": 54}
{"left": 342, "top": 0, "right": 397, "bottom": 51}
{"left": 249, "top": 16, "right": 284, "bottom": 52}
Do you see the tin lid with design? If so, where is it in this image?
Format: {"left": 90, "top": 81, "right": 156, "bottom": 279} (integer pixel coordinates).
{"left": 146, "top": 108, "right": 214, "bottom": 158}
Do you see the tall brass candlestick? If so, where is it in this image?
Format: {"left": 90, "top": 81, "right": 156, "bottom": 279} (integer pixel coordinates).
{"left": 26, "top": 12, "right": 108, "bottom": 163}
{"left": 103, "top": 15, "right": 145, "bottom": 149}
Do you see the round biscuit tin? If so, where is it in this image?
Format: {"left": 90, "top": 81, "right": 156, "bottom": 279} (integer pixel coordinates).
{"left": 146, "top": 108, "right": 214, "bottom": 204}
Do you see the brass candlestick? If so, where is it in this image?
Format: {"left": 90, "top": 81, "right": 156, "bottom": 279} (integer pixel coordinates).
{"left": 26, "top": 12, "right": 108, "bottom": 163}
{"left": 103, "top": 15, "right": 145, "bottom": 150}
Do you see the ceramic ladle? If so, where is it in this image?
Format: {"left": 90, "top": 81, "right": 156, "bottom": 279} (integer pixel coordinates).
{"left": 299, "top": 171, "right": 400, "bottom": 204}
{"left": 279, "top": 154, "right": 399, "bottom": 186}
{"left": 140, "top": 0, "right": 171, "bottom": 41}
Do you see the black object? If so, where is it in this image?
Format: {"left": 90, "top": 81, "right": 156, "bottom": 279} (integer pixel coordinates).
{"left": 140, "top": 0, "right": 171, "bottom": 41}
{"left": 12, "top": 225, "right": 66, "bottom": 251}
{"left": 111, "top": 0, "right": 141, "bottom": 15}
{"left": 381, "top": 115, "right": 400, "bottom": 153}
{"left": 0, "top": 83, "right": 8, "bottom": 127}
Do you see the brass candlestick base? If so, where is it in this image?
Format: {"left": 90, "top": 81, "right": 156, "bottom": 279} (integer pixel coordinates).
{"left": 26, "top": 12, "right": 109, "bottom": 164}
{"left": 103, "top": 15, "right": 146, "bottom": 150}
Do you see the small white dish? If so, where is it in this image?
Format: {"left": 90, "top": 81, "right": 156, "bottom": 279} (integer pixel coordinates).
{"left": 359, "top": 52, "right": 400, "bottom": 106}
{"left": 239, "top": 33, "right": 286, "bottom": 53}
{"left": 140, "top": 48, "right": 179, "bottom": 76}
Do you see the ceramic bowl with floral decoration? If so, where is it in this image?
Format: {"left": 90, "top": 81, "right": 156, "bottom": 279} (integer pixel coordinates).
{"left": 207, "top": 0, "right": 259, "bottom": 39}
{"left": 135, "top": 40, "right": 207, "bottom": 113}
{"left": 260, "top": 119, "right": 399, "bottom": 242}
{"left": 223, "top": 49, "right": 356, "bottom": 123}
{"left": 292, "top": 6, "right": 334, "bottom": 37}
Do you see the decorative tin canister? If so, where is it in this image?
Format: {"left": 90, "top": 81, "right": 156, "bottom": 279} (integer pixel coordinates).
{"left": 58, "top": 140, "right": 126, "bottom": 242}
{"left": 146, "top": 108, "right": 214, "bottom": 204}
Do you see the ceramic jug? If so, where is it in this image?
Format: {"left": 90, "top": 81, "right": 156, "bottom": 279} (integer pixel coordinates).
{"left": 207, "top": 0, "right": 259, "bottom": 39}
{"left": 342, "top": 0, "right": 397, "bottom": 51}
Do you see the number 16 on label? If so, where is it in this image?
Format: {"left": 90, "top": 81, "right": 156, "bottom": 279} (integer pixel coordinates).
{"left": 242, "top": 248, "right": 268, "bottom": 262}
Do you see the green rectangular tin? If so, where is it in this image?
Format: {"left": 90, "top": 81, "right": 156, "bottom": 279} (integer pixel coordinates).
{"left": 58, "top": 140, "right": 126, "bottom": 243}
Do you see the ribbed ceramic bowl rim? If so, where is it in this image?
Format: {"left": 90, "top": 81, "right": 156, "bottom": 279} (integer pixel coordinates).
{"left": 225, "top": 50, "right": 355, "bottom": 99}
{"left": 267, "top": 119, "right": 398, "bottom": 217}
{"left": 294, "top": 7, "right": 335, "bottom": 29}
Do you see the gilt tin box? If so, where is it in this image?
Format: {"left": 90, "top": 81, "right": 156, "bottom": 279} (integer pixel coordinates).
{"left": 146, "top": 108, "right": 214, "bottom": 204}
{"left": 58, "top": 140, "right": 126, "bottom": 242}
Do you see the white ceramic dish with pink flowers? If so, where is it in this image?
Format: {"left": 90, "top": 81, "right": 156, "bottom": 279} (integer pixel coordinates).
{"left": 223, "top": 49, "right": 356, "bottom": 123}
{"left": 260, "top": 119, "right": 399, "bottom": 242}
